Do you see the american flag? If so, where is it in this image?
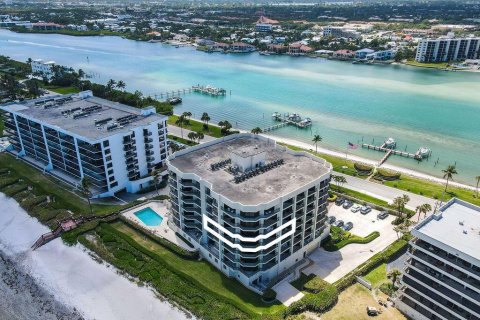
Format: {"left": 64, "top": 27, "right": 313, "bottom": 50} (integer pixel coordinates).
{"left": 348, "top": 142, "right": 359, "bottom": 149}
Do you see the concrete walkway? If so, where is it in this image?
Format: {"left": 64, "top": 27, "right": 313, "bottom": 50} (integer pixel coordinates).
{"left": 272, "top": 275, "right": 304, "bottom": 307}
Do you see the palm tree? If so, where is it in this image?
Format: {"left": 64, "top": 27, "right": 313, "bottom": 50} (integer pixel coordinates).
{"left": 187, "top": 131, "right": 197, "bottom": 142}
{"left": 388, "top": 269, "right": 401, "bottom": 285}
{"left": 151, "top": 169, "right": 161, "bottom": 195}
{"left": 442, "top": 164, "right": 458, "bottom": 193}
{"left": 312, "top": 134, "right": 322, "bottom": 153}
{"left": 182, "top": 111, "right": 192, "bottom": 124}
{"left": 475, "top": 175, "right": 480, "bottom": 198}
{"left": 415, "top": 205, "right": 423, "bottom": 222}
{"left": 106, "top": 79, "right": 116, "bottom": 91}
{"left": 421, "top": 203, "right": 432, "bottom": 220}
{"left": 175, "top": 115, "right": 187, "bottom": 139}
{"left": 116, "top": 80, "right": 126, "bottom": 91}
{"left": 81, "top": 177, "right": 93, "bottom": 215}
{"left": 196, "top": 131, "right": 204, "bottom": 143}
{"left": 77, "top": 69, "right": 85, "bottom": 79}
{"left": 218, "top": 120, "right": 232, "bottom": 136}
{"left": 392, "top": 194, "right": 409, "bottom": 217}
{"left": 251, "top": 127, "right": 263, "bottom": 134}
{"left": 201, "top": 112, "right": 210, "bottom": 128}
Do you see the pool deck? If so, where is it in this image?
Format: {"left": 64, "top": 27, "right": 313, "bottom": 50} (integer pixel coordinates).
{"left": 122, "top": 201, "right": 196, "bottom": 252}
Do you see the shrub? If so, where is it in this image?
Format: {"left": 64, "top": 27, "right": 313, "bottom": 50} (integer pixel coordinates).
{"left": 327, "top": 194, "right": 337, "bottom": 202}
{"left": 391, "top": 216, "right": 405, "bottom": 225}
{"left": 284, "top": 281, "right": 338, "bottom": 316}
{"left": 354, "top": 163, "right": 373, "bottom": 174}
{"left": 261, "top": 288, "right": 277, "bottom": 302}
{"left": 375, "top": 169, "right": 401, "bottom": 181}
{"left": 379, "top": 283, "right": 398, "bottom": 296}
{"left": 303, "top": 276, "right": 329, "bottom": 294}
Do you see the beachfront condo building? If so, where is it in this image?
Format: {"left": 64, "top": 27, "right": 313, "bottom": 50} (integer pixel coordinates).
{"left": 0, "top": 90, "right": 168, "bottom": 198}
{"left": 415, "top": 37, "right": 480, "bottom": 62}
{"left": 395, "top": 198, "right": 480, "bottom": 320}
{"left": 166, "top": 134, "right": 332, "bottom": 292}
{"left": 31, "top": 59, "right": 56, "bottom": 80}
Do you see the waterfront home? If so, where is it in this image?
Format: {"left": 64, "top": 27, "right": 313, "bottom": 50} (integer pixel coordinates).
{"left": 31, "top": 59, "right": 55, "bottom": 80}
{"left": 355, "top": 48, "right": 375, "bottom": 59}
{"left": 256, "top": 23, "right": 273, "bottom": 32}
{"left": 229, "top": 42, "right": 256, "bottom": 53}
{"left": 367, "top": 49, "right": 396, "bottom": 61}
{"left": 333, "top": 49, "right": 355, "bottom": 59}
{"left": 211, "top": 42, "right": 229, "bottom": 52}
{"left": 315, "top": 50, "right": 334, "bottom": 56}
{"left": 267, "top": 44, "right": 287, "bottom": 54}
{"left": 32, "top": 22, "right": 64, "bottom": 31}
{"left": 288, "top": 43, "right": 313, "bottom": 55}
{"left": 415, "top": 36, "right": 480, "bottom": 62}
{"left": 167, "top": 134, "right": 332, "bottom": 292}
{"left": 0, "top": 90, "right": 168, "bottom": 198}
{"left": 196, "top": 39, "right": 216, "bottom": 46}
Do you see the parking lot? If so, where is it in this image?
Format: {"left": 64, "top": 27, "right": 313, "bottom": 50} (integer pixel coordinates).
{"left": 303, "top": 201, "right": 397, "bottom": 283}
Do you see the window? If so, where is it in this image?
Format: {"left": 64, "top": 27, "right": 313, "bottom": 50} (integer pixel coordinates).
{"left": 109, "top": 176, "right": 115, "bottom": 182}
{"left": 110, "top": 181, "right": 118, "bottom": 188}
{"left": 108, "top": 169, "right": 114, "bottom": 175}
{"left": 105, "top": 155, "right": 112, "bottom": 162}
{"left": 104, "top": 148, "right": 111, "bottom": 155}
{"left": 107, "top": 162, "right": 113, "bottom": 169}
{"left": 103, "top": 140, "right": 109, "bottom": 147}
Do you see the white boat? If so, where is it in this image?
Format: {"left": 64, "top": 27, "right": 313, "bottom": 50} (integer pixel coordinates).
{"left": 417, "top": 147, "right": 431, "bottom": 158}
{"left": 384, "top": 137, "right": 396, "bottom": 149}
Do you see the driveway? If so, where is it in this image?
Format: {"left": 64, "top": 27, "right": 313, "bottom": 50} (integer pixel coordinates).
{"left": 272, "top": 277, "right": 304, "bottom": 307}
{"left": 304, "top": 204, "right": 398, "bottom": 283}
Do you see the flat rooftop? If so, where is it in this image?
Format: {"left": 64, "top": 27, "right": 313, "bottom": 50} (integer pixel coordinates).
{"left": 0, "top": 91, "right": 166, "bottom": 142}
{"left": 169, "top": 135, "right": 331, "bottom": 206}
{"left": 415, "top": 199, "right": 480, "bottom": 262}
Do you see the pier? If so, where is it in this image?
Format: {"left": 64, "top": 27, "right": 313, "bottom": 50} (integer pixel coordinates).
{"left": 151, "top": 88, "right": 192, "bottom": 99}
{"left": 192, "top": 85, "right": 227, "bottom": 96}
{"left": 362, "top": 138, "right": 431, "bottom": 166}
{"left": 264, "top": 112, "right": 313, "bottom": 132}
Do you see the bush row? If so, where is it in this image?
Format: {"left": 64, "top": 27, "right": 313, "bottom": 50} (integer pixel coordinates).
{"left": 354, "top": 163, "right": 373, "bottom": 174}
{"left": 375, "top": 169, "right": 401, "bottom": 181}
{"left": 322, "top": 231, "right": 380, "bottom": 252}
{"left": 284, "top": 279, "right": 338, "bottom": 316}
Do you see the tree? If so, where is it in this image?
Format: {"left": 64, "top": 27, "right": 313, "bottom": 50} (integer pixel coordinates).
{"left": 388, "top": 269, "right": 401, "bottom": 285}
{"left": 81, "top": 177, "right": 93, "bottom": 215}
{"left": 151, "top": 169, "right": 161, "bottom": 195}
{"left": 475, "top": 175, "right": 480, "bottom": 198}
{"left": 392, "top": 194, "right": 410, "bottom": 217}
{"left": 441, "top": 165, "right": 458, "bottom": 202}
{"left": 116, "top": 80, "right": 126, "bottom": 91}
{"left": 312, "top": 134, "right": 322, "bottom": 153}
{"left": 201, "top": 112, "right": 210, "bottom": 130}
{"left": 26, "top": 57, "right": 32, "bottom": 66}
{"left": 218, "top": 120, "right": 232, "bottom": 136}
{"left": 331, "top": 175, "right": 346, "bottom": 190}
{"left": 182, "top": 111, "right": 192, "bottom": 124}
{"left": 0, "top": 73, "right": 21, "bottom": 100}
{"left": 106, "top": 79, "right": 116, "bottom": 91}
{"left": 251, "top": 127, "right": 263, "bottom": 134}
{"left": 25, "top": 79, "right": 41, "bottom": 98}
{"left": 421, "top": 203, "right": 432, "bottom": 220}
{"left": 78, "top": 69, "right": 85, "bottom": 79}
{"left": 196, "top": 131, "right": 204, "bottom": 143}
{"left": 187, "top": 131, "right": 197, "bottom": 142}
{"left": 175, "top": 115, "right": 187, "bottom": 139}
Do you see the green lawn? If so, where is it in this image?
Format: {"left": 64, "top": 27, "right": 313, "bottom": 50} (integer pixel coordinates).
{"left": 111, "top": 222, "right": 285, "bottom": 316}
{"left": 45, "top": 86, "right": 81, "bottom": 94}
{"left": 363, "top": 263, "right": 388, "bottom": 288}
{"left": 382, "top": 174, "right": 480, "bottom": 207}
{"left": 168, "top": 115, "right": 224, "bottom": 138}
{"left": 405, "top": 60, "right": 449, "bottom": 69}
{"left": 335, "top": 186, "right": 390, "bottom": 207}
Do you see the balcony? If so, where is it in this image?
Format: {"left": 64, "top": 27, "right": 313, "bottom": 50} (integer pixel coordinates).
{"left": 145, "top": 144, "right": 154, "bottom": 150}
{"left": 144, "top": 137, "right": 153, "bottom": 144}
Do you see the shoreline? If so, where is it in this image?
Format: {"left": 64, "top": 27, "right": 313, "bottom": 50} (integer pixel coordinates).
{"left": 0, "top": 193, "right": 192, "bottom": 320}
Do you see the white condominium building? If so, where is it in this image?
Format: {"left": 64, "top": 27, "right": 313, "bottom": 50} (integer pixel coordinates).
{"left": 0, "top": 90, "right": 168, "bottom": 198}
{"left": 415, "top": 37, "right": 480, "bottom": 62}
{"left": 167, "top": 134, "right": 332, "bottom": 292}
{"left": 396, "top": 198, "right": 480, "bottom": 320}
{"left": 31, "top": 59, "right": 56, "bottom": 80}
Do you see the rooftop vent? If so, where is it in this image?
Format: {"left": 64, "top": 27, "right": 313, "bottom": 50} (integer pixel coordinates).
{"left": 459, "top": 221, "right": 464, "bottom": 226}
{"left": 463, "top": 230, "right": 468, "bottom": 234}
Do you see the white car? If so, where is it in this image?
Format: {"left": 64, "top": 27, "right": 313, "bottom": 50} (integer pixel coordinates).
{"left": 351, "top": 204, "right": 361, "bottom": 212}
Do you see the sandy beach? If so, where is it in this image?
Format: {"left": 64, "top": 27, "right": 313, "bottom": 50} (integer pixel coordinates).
{"left": 0, "top": 193, "right": 192, "bottom": 320}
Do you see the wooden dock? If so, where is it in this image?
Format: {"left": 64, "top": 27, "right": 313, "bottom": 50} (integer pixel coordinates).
{"left": 362, "top": 143, "right": 431, "bottom": 166}
{"left": 262, "top": 122, "right": 288, "bottom": 132}
{"left": 152, "top": 88, "right": 192, "bottom": 99}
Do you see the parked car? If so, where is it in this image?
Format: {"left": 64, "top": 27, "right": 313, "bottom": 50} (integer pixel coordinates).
{"left": 343, "top": 222, "right": 353, "bottom": 231}
{"left": 335, "top": 220, "right": 344, "bottom": 228}
{"left": 343, "top": 200, "right": 353, "bottom": 209}
{"left": 351, "top": 204, "right": 361, "bottom": 213}
{"left": 377, "top": 211, "right": 389, "bottom": 220}
{"left": 367, "top": 306, "right": 379, "bottom": 316}
{"left": 360, "top": 206, "right": 372, "bottom": 214}
{"left": 335, "top": 197, "right": 345, "bottom": 206}
{"left": 327, "top": 216, "right": 336, "bottom": 224}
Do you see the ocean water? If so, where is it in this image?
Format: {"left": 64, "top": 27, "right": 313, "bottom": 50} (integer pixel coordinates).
{"left": 1, "top": 30, "right": 479, "bottom": 184}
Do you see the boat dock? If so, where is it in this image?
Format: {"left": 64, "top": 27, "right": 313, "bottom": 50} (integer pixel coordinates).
{"left": 151, "top": 88, "right": 192, "bottom": 99}
{"left": 263, "top": 112, "right": 313, "bottom": 132}
{"left": 192, "top": 85, "right": 227, "bottom": 96}
{"left": 362, "top": 137, "right": 432, "bottom": 166}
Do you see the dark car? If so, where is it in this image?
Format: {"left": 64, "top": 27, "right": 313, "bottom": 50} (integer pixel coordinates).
{"left": 327, "top": 216, "right": 336, "bottom": 224}
{"left": 335, "top": 197, "right": 345, "bottom": 206}
{"left": 335, "top": 220, "right": 344, "bottom": 228}
{"left": 377, "top": 211, "right": 389, "bottom": 220}
{"left": 343, "top": 222, "right": 353, "bottom": 231}
{"left": 343, "top": 200, "right": 353, "bottom": 209}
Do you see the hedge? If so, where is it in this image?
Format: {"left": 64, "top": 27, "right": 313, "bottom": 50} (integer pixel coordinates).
{"left": 262, "top": 288, "right": 277, "bottom": 302}
{"left": 322, "top": 231, "right": 380, "bottom": 252}
{"left": 354, "top": 163, "right": 373, "bottom": 174}
{"left": 303, "top": 276, "right": 330, "bottom": 294}
{"left": 284, "top": 279, "right": 338, "bottom": 316}
{"left": 375, "top": 169, "right": 401, "bottom": 181}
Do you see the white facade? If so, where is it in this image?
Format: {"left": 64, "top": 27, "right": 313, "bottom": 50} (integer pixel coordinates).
{"left": 31, "top": 59, "right": 55, "bottom": 80}
{"left": 1, "top": 91, "right": 168, "bottom": 198}
{"left": 167, "top": 134, "right": 332, "bottom": 292}
{"left": 415, "top": 37, "right": 480, "bottom": 62}
{"left": 396, "top": 199, "right": 480, "bottom": 320}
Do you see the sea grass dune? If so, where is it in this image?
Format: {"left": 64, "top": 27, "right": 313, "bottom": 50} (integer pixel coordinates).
{"left": 0, "top": 193, "right": 192, "bottom": 320}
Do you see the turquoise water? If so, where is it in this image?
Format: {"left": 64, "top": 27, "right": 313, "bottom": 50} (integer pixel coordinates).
{"left": 134, "top": 207, "right": 163, "bottom": 226}
{"left": 0, "top": 30, "right": 479, "bottom": 184}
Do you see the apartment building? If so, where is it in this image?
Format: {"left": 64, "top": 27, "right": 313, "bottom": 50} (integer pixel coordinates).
{"left": 31, "top": 59, "right": 56, "bottom": 80}
{"left": 0, "top": 90, "right": 168, "bottom": 198}
{"left": 415, "top": 37, "right": 480, "bottom": 62}
{"left": 323, "top": 25, "right": 361, "bottom": 39}
{"left": 396, "top": 198, "right": 480, "bottom": 320}
{"left": 167, "top": 134, "right": 332, "bottom": 292}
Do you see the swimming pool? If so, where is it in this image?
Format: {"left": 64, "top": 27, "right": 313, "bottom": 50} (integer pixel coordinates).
{"left": 134, "top": 207, "right": 164, "bottom": 226}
